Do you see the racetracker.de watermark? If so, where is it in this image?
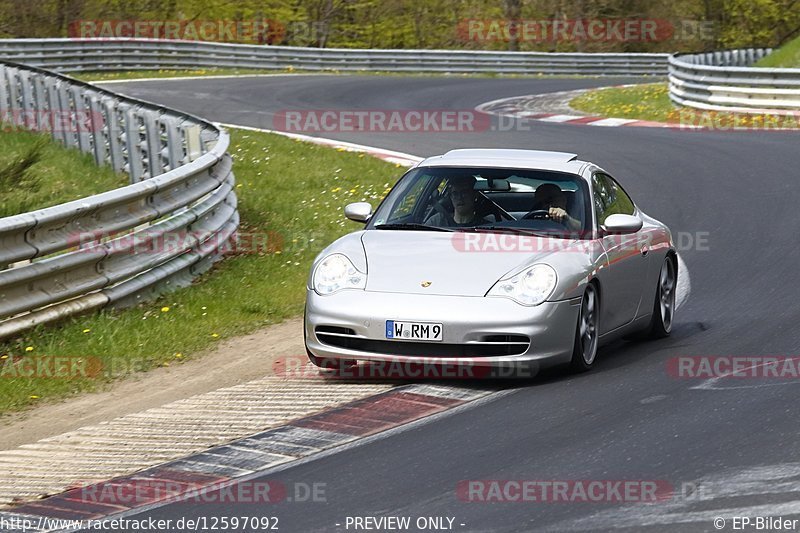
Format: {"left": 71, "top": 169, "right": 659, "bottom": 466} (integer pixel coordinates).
{"left": 67, "top": 480, "right": 325, "bottom": 505}
{"left": 0, "top": 355, "right": 102, "bottom": 379}
{"left": 667, "top": 356, "right": 800, "bottom": 379}
{"left": 68, "top": 19, "right": 286, "bottom": 43}
{"left": 0, "top": 110, "right": 104, "bottom": 133}
{"left": 451, "top": 232, "right": 710, "bottom": 253}
{"left": 457, "top": 19, "right": 713, "bottom": 43}
{"left": 675, "top": 111, "right": 800, "bottom": 132}
{"left": 273, "top": 356, "right": 538, "bottom": 379}
{"left": 0, "top": 355, "right": 196, "bottom": 379}
{"left": 457, "top": 480, "right": 674, "bottom": 502}
{"left": 274, "top": 110, "right": 491, "bottom": 133}
{"left": 68, "top": 230, "right": 285, "bottom": 256}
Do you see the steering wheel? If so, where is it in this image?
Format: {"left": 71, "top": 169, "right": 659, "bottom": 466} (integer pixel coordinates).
{"left": 522, "top": 209, "right": 551, "bottom": 220}
{"left": 422, "top": 199, "right": 453, "bottom": 225}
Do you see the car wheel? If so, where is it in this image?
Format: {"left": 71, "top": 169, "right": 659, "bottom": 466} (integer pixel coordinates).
{"left": 570, "top": 284, "right": 599, "bottom": 373}
{"left": 648, "top": 257, "right": 676, "bottom": 338}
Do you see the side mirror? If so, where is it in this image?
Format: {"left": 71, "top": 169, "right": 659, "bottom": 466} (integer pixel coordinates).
{"left": 601, "top": 214, "right": 642, "bottom": 234}
{"left": 344, "top": 202, "right": 373, "bottom": 223}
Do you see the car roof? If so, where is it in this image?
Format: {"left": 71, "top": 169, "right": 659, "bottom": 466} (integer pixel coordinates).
{"left": 416, "top": 149, "right": 589, "bottom": 173}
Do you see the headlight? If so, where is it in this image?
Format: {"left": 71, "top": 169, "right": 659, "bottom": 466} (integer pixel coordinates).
{"left": 486, "top": 264, "right": 557, "bottom": 306}
{"left": 313, "top": 254, "right": 367, "bottom": 295}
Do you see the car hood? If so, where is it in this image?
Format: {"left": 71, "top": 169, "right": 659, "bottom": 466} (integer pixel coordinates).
{"left": 361, "top": 230, "right": 575, "bottom": 296}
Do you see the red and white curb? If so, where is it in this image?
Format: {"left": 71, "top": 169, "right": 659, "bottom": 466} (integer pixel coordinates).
{"left": 0, "top": 385, "right": 499, "bottom": 531}
{"left": 523, "top": 113, "right": 667, "bottom": 127}
{"left": 217, "top": 123, "right": 423, "bottom": 167}
{"left": 0, "top": 376, "right": 394, "bottom": 509}
{"left": 476, "top": 86, "right": 682, "bottom": 129}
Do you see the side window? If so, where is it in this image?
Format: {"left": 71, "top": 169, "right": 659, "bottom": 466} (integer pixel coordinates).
{"left": 593, "top": 173, "right": 635, "bottom": 225}
{"left": 605, "top": 176, "right": 635, "bottom": 217}
{"left": 387, "top": 174, "right": 434, "bottom": 223}
{"left": 592, "top": 174, "right": 609, "bottom": 225}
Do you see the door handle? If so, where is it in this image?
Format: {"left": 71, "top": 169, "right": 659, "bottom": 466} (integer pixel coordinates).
{"left": 640, "top": 244, "right": 649, "bottom": 256}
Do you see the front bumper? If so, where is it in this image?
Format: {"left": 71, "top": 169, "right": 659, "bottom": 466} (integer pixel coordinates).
{"left": 305, "top": 289, "right": 581, "bottom": 368}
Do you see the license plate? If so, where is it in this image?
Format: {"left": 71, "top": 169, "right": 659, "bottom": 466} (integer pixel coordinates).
{"left": 385, "top": 320, "right": 443, "bottom": 342}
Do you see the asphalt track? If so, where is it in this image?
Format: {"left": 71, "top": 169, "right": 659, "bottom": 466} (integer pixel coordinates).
{"left": 93, "top": 75, "right": 800, "bottom": 532}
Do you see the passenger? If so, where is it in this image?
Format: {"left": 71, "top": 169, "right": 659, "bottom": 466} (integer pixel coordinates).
{"left": 426, "top": 176, "right": 491, "bottom": 227}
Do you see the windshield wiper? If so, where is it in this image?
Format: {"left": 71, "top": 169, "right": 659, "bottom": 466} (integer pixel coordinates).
{"left": 374, "top": 223, "right": 454, "bottom": 232}
{"left": 466, "top": 226, "right": 554, "bottom": 237}
{"left": 468, "top": 226, "right": 579, "bottom": 239}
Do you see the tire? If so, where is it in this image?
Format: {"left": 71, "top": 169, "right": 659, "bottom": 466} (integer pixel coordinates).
{"left": 569, "top": 284, "right": 600, "bottom": 373}
{"left": 648, "top": 257, "right": 676, "bottom": 339}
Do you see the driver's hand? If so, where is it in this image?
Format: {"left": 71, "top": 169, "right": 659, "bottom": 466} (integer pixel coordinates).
{"left": 549, "top": 207, "right": 568, "bottom": 222}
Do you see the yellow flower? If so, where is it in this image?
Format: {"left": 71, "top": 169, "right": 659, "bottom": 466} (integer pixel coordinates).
{"left": 161, "top": 306, "right": 170, "bottom": 313}
{"left": 82, "top": 329, "right": 91, "bottom": 334}
{"left": 174, "top": 353, "right": 183, "bottom": 359}
{"left": 25, "top": 346, "right": 33, "bottom": 352}
{"left": 30, "top": 395, "right": 39, "bottom": 399}
{"left": 211, "top": 333, "right": 220, "bottom": 338}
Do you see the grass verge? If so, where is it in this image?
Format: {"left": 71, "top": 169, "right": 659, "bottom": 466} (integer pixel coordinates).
{"left": 0, "top": 129, "right": 126, "bottom": 218}
{"left": 0, "top": 127, "right": 400, "bottom": 415}
{"left": 570, "top": 83, "right": 800, "bottom": 129}
{"left": 570, "top": 83, "right": 676, "bottom": 121}
{"left": 755, "top": 36, "right": 800, "bottom": 68}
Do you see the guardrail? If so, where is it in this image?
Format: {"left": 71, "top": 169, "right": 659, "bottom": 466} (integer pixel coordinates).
{"left": 668, "top": 48, "right": 800, "bottom": 113}
{"left": 0, "top": 38, "right": 670, "bottom": 76}
{"left": 0, "top": 59, "right": 238, "bottom": 340}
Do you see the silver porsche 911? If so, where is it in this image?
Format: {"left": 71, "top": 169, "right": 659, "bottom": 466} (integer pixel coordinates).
{"left": 304, "top": 149, "right": 676, "bottom": 375}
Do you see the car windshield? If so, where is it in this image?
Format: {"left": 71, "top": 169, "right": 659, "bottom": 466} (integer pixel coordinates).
{"left": 368, "top": 166, "right": 591, "bottom": 238}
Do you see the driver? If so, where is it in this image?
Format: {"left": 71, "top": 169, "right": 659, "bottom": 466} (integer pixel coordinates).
{"left": 426, "top": 176, "right": 491, "bottom": 227}
{"left": 531, "top": 183, "right": 582, "bottom": 232}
